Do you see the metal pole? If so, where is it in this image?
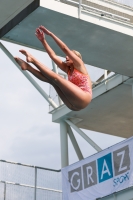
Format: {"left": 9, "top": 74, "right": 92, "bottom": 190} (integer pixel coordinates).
{"left": 0, "top": 42, "right": 58, "bottom": 109}
{"left": 65, "top": 119, "right": 102, "bottom": 152}
{"left": 58, "top": 95, "right": 63, "bottom": 106}
{"left": 104, "top": 70, "right": 108, "bottom": 88}
{"left": 104, "top": 70, "right": 107, "bottom": 80}
{"left": 60, "top": 121, "right": 69, "bottom": 167}
{"left": 51, "top": 60, "right": 58, "bottom": 74}
{"left": 78, "top": 0, "right": 82, "bottom": 19}
{"left": 104, "top": 70, "right": 108, "bottom": 86}
{"left": 67, "top": 125, "right": 84, "bottom": 160}
{"left": 4, "top": 182, "right": 6, "bottom": 200}
{"left": 34, "top": 167, "right": 37, "bottom": 200}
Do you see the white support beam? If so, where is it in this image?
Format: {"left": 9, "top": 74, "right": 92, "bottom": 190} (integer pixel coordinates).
{"left": 104, "top": 69, "right": 108, "bottom": 86}
{"left": 0, "top": 42, "right": 58, "bottom": 109}
{"left": 60, "top": 121, "right": 69, "bottom": 167}
{"left": 67, "top": 125, "right": 84, "bottom": 160}
{"left": 65, "top": 119, "right": 102, "bottom": 152}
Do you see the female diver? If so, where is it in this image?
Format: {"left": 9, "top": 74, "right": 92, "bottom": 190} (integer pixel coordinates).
{"left": 14, "top": 26, "right": 92, "bottom": 111}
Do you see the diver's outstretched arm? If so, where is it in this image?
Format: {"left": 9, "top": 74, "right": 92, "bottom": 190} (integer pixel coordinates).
{"left": 39, "top": 26, "right": 83, "bottom": 69}
{"left": 35, "top": 28, "right": 69, "bottom": 73}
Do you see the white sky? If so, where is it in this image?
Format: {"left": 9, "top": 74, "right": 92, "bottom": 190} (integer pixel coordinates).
{"left": 0, "top": 40, "right": 124, "bottom": 169}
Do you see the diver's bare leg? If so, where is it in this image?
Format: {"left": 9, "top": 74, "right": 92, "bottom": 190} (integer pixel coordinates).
{"left": 14, "top": 57, "right": 49, "bottom": 82}
{"left": 18, "top": 51, "right": 92, "bottom": 109}
{"left": 14, "top": 58, "right": 79, "bottom": 110}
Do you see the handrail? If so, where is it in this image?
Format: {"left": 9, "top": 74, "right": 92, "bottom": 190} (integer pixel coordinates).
{"left": 0, "top": 180, "right": 62, "bottom": 193}
{"left": 60, "top": 0, "right": 132, "bottom": 22}
{"left": 60, "top": 0, "right": 133, "bottom": 10}
{"left": 0, "top": 159, "right": 61, "bottom": 172}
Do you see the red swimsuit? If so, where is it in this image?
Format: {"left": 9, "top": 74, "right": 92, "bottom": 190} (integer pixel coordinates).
{"left": 68, "top": 68, "right": 92, "bottom": 96}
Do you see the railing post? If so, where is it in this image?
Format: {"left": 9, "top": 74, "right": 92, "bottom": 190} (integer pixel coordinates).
{"left": 78, "top": 0, "right": 82, "bottom": 19}
{"left": 4, "top": 182, "right": 6, "bottom": 200}
{"left": 104, "top": 70, "right": 107, "bottom": 79}
{"left": 104, "top": 70, "right": 108, "bottom": 88}
{"left": 34, "top": 167, "right": 37, "bottom": 200}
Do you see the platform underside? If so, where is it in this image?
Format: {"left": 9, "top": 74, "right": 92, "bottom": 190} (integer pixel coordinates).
{"left": 0, "top": 0, "right": 39, "bottom": 38}
{"left": 1, "top": 1, "right": 133, "bottom": 77}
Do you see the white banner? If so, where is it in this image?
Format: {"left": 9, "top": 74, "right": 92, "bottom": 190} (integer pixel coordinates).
{"left": 62, "top": 137, "right": 133, "bottom": 200}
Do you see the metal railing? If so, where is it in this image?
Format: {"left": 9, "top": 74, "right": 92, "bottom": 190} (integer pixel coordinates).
{"left": 59, "top": 0, "right": 133, "bottom": 8}
{"left": 0, "top": 160, "right": 62, "bottom": 200}
{"left": 57, "top": 0, "right": 133, "bottom": 23}
{"left": 112, "top": 0, "right": 133, "bottom": 8}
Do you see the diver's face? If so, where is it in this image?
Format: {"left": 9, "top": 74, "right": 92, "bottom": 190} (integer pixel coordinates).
{"left": 66, "top": 56, "right": 73, "bottom": 66}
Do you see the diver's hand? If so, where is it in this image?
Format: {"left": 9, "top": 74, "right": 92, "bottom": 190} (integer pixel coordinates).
{"left": 39, "top": 25, "right": 51, "bottom": 35}
{"left": 35, "top": 28, "right": 45, "bottom": 42}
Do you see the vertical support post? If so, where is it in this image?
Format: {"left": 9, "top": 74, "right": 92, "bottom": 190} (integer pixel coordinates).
{"left": 34, "top": 167, "right": 37, "bottom": 200}
{"left": 104, "top": 70, "right": 107, "bottom": 79}
{"left": 78, "top": 0, "right": 82, "bottom": 19}
{"left": 104, "top": 70, "right": 108, "bottom": 88}
{"left": 60, "top": 121, "right": 69, "bottom": 167}
{"left": 67, "top": 125, "right": 84, "bottom": 160}
{"left": 4, "top": 182, "right": 6, "bottom": 200}
{"left": 51, "top": 60, "right": 58, "bottom": 74}
{"left": 104, "top": 69, "right": 107, "bottom": 80}
{"left": 58, "top": 95, "right": 63, "bottom": 106}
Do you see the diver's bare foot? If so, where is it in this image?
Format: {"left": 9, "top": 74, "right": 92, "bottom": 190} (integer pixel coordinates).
{"left": 19, "top": 49, "right": 34, "bottom": 63}
{"left": 14, "top": 57, "right": 29, "bottom": 70}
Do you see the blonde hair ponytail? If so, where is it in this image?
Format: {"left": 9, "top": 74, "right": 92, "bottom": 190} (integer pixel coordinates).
{"left": 72, "top": 50, "right": 82, "bottom": 60}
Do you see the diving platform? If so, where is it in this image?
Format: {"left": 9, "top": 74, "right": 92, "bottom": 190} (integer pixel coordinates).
{"left": 1, "top": 1, "right": 133, "bottom": 199}
{"left": 1, "top": 0, "right": 133, "bottom": 77}
{"left": 1, "top": 0, "right": 133, "bottom": 164}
